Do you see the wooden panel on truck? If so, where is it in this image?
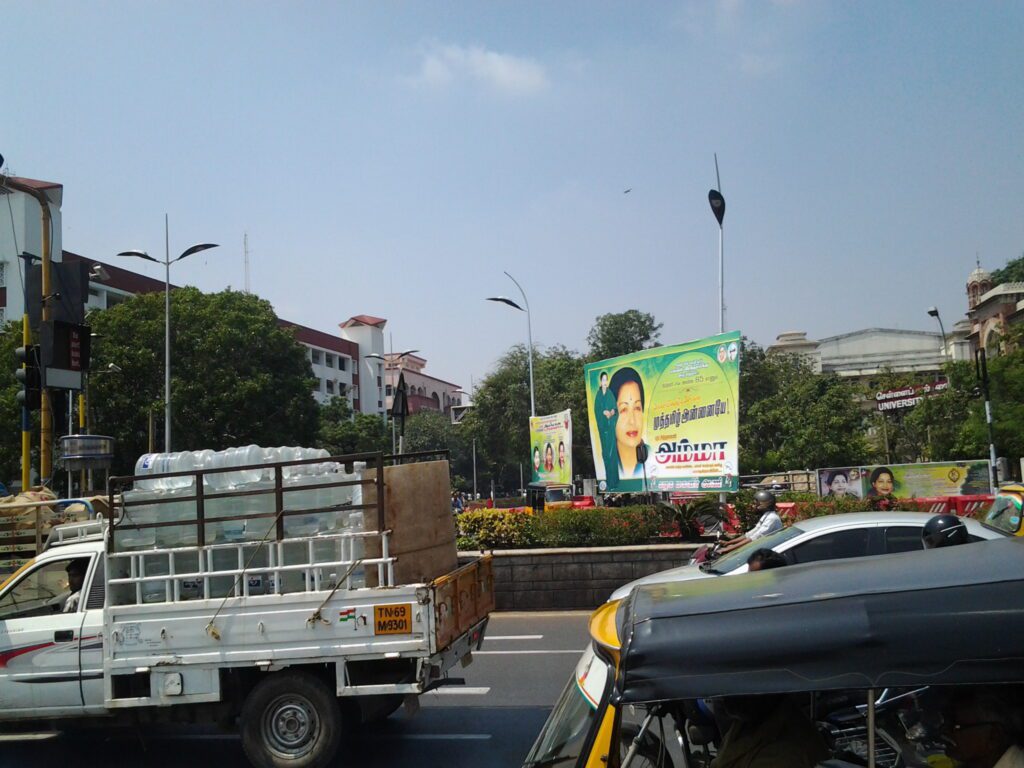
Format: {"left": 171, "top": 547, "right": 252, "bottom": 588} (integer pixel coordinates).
{"left": 363, "top": 460, "right": 458, "bottom": 587}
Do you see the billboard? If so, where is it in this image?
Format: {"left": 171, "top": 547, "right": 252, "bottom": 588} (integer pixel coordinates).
{"left": 584, "top": 332, "right": 741, "bottom": 493}
{"left": 817, "top": 461, "right": 992, "bottom": 499}
{"left": 530, "top": 409, "right": 572, "bottom": 485}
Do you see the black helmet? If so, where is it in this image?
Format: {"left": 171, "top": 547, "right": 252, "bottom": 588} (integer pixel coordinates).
{"left": 753, "top": 490, "right": 776, "bottom": 508}
{"left": 922, "top": 514, "right": 968, "bottom": 549}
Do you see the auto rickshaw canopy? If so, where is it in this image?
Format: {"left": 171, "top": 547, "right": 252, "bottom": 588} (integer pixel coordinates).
{"left": 614, "top": 537, "right": 1024, "bottom": 705}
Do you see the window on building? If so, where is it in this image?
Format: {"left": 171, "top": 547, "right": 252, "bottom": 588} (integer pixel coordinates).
{"left": 106, "top": 292, "right": 127, "bottom": 308}
{"left": 313, "top": 378, "right": 324, "bottom": 393}
{"left": 338, "top": 357, "right": 347, "bottom": 371}
{"left": 325, "top": 354, "right": 335, "bottom": 368}
{"left": 377, "top": 376, "right": 382, "bottom": 387}
{"left": 0, "top": 262, "right": 6, "bottom": 287}
{"left": 326, "top": 380, "right": 335, "bottom": 394}
{"left": 378, "top": 400, "right": 383, "bottom": 409}
{"left": 386, "top": 385, "right": 393, "bottom": 396}
{"left": 311, "top": 350, "right": 322, "bottom": 365}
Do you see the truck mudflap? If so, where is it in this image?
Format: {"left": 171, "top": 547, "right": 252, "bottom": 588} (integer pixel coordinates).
{"left": 431, "top": 555, "right": 494, "bottom": 650}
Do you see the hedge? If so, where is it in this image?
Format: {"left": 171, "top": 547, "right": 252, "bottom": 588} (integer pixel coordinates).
{"left": 456, "top": 506, "right": 661, "bottom": 550}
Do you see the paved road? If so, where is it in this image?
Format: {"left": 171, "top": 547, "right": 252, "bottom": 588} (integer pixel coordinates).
{"left": 0, "top": 611, "right": 592, "bottom": 768}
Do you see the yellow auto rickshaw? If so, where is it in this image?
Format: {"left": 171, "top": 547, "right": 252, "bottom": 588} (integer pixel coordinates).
{"left": 983, "top": 483, "right": 1024, "bottom": 537}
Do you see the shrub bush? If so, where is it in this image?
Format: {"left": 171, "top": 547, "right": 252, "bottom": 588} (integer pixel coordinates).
{"left": 456, "top": 505, "right": 660, "bottom": 550}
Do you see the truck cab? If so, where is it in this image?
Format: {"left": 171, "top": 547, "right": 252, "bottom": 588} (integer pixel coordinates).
{"left": 0, "top": 523, "right": 106, "bottom": 719}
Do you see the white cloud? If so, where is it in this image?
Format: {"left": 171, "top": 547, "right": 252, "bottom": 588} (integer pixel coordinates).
{"left": 412, "top": 43, "right": 549, "bottom": 95}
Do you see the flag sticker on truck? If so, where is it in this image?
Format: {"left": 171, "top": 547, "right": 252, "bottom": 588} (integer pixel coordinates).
{"left": 339, "top": 608, "right": 356, "bottom": 622}
{"left": 374, "top": 604, "right": 412, "bottom": 635}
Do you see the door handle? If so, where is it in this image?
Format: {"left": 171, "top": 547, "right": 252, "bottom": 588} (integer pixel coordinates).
{"left": 54, "top": 630, "right": 74, "bottom": 642}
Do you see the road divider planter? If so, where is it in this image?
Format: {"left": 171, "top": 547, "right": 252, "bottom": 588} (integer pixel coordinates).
{"left": 457, "top": 543, "right": 698, "bottom": 610}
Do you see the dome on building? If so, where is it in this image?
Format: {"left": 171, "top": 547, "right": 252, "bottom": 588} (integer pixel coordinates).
{"left": 968, "top": 265, "right": 992, "bottom": 285}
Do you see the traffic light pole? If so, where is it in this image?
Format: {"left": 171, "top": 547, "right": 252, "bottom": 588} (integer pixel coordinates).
{"left": 975, "top": 348, "right": 999, "bottom": 490}
{"left": 7, "top": 178, "right": 55, "bottom": 488}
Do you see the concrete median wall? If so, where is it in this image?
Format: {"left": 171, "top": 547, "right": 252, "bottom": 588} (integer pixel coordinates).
{"left": 458, "top": 543, "right": 700, "bottom": 611}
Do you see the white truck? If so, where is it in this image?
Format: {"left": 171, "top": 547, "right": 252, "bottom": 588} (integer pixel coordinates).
{"left": 0, "top": 451, "right": 493, "bottom": 768}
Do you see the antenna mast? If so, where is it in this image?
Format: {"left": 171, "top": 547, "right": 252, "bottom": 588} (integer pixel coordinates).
{"left": 243, "top": 233, "right": 250, "bottom": 293}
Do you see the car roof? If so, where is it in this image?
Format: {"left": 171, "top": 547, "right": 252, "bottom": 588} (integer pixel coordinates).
{"left": 791, "top": 510, "right": 999, "bottom": 535}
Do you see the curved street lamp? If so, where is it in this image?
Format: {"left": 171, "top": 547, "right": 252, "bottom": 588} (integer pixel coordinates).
{"left": 487, "top": 271, "right": 535, "bottom": 417}
{"left": 118, "top": 226, "right": 218, "bottom": 453}
{"left": 927, "top": 306, "right": 948, "bottom": 361}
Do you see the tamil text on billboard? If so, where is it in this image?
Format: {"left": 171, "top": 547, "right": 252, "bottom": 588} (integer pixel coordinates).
{"left": 817, "top": 461, "right": 992, "bottom": 499}
{"left": 530, "top": 409, "right": 573, "bottom": 485}
{"left": 584, "top": 332, "right": 741, "bottom": 493}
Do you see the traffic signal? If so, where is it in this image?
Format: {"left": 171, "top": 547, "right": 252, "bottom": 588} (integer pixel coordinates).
{"left": 15, "top": 344, "right": 41, "bottom": 411}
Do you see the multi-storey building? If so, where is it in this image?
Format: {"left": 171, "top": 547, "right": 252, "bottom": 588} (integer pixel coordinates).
{"left": 381, "top": 352, "right": 463, "bottom": 416}
{"left": 1, "top": 176, "right": 389, "bottom": 415}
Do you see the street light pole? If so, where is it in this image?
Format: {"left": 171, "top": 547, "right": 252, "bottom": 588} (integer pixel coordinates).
{"left": 927, "top": 307, "right": 948, "bottom": 361}
{"left": 487, "top": 271, "right": 535, "bottom": 417}
{"left": 708, "top": 155, "right": 726, "bottom": 335}
{"left": 119, "top": 224, "right": 218, "bottom": 453}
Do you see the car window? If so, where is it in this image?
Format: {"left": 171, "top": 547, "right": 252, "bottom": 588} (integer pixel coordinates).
{"left": 0, "top": 557, "right": 88, "bottom": 620}
{"left": 707, "top": 526, "right": 805, "bottom": 574}
{"left": 883, "top": 526, "right": 922, "bottom": 554}
{"left": 787, "top": 528, "right": 872, "bottom": 564}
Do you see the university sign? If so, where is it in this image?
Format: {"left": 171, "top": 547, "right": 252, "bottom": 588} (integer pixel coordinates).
{"left": 875, "top": 380, "right": 948, "bottom": 412}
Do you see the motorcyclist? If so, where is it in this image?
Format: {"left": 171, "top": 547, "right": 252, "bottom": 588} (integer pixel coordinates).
{"left": 718, "top": 490, "right": 783, "bottom": 556}
{"left": 922, "top": 514, "right": 969, "bottom": 549}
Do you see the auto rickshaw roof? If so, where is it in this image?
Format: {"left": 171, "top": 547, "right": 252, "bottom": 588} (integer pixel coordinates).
{"left": 614, "top": 537, "right": 1024, "bottom": 704}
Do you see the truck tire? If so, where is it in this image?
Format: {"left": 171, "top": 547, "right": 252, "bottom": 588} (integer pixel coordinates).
{"left": 240, "top": 671, "right": 342, "bottom": 768}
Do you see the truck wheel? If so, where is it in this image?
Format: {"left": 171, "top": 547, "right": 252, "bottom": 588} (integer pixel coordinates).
{"left": 361, "top": 694, "right": 405, "bottom": 723}
{"left": 240, "top": 671, "right": 342, "bottom": 768}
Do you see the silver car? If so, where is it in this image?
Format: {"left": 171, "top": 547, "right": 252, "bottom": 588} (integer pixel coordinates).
{"left": 609, "top": 511, "right": 1006, "bottom": 601}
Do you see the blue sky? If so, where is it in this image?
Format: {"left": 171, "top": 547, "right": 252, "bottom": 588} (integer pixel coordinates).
{"left": 4, "top": 1, "right": 1023, "bottom": 391}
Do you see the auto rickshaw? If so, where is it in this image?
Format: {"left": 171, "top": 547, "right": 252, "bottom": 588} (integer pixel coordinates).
{"left": 523, "top": 537, "right": 1024, "bottom": 768}
{"left": 526, "top": 482, "right": 574, "bottom": 513}
{"left": 983, "top": 483, "right": 1024, "bottom": 537}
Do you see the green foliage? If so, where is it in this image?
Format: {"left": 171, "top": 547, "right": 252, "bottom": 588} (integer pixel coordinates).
{"left": 738, "top": 341, "right": 868, "bottom": 473}
{"left": 402, "top": 409, "right": 476, "bottom": 484}
{"left": 586, "top": 310, "right": 662, "bottom": 362}
{"left": 990, "top": 252, "right": 1024, "bottom": 285}
{"left": 456, "top": 508, "right": 537, "bottom": 549}
{"left": 0, "top": 322, "right": 29, "bottom": 483}
{"left": 89, "top": 289, "right": 320, "bottom": 473}
{"left": 456, "top": 505, "right": 660, "bottom": 549}
{"left": 461, "top": 344, "right": 591, "bottom": 493}
{"left": 317, "top": 397, "right": 390, "bottom": 456}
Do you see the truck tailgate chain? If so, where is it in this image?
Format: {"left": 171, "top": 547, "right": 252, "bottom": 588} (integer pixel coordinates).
{"left": 306, "top": 558, "right": 364, "bottom": 628}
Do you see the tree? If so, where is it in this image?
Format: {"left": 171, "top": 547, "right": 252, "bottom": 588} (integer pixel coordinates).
{"left": 317, "top": 397, "right": 390, "bottom": 456}
{"left": 89, "top": 288, "right": 320, "bottom": 473}
{"left": 0, "top": 322, "right": 29, "bottom": 484}
{"left": 738, "top": 343, "right": 868, "bottom": 473}
{"left": 586, "top": 310, "right": 662, "bottom": 362}
{"left": 990, "top": 252, "right": 1024, "bottom": 285}
{"left": 462, "top": 344, "right": 590, "bottom": 493}
{"left": 403, "top": 410, "right": 474, "bottom": 489}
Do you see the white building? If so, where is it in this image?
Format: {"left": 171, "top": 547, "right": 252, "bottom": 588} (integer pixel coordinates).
{"left": 768, "top": 328, "right": 947, "bottom": 378}
{"left": 0, "top": 176, "right": 65, "bottom": 324}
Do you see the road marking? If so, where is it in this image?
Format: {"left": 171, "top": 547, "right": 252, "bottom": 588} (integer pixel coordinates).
{"left": 474, "top": 649, "right": 580, "bottom": 655}
{"left": 399, "top": 734, "right": 492, "bottom": 741}
{"left": 485, "top": 634, "right": 543, "bottom": 641}
{"left": 426, "top": 686, "right": 491, "bottom": 695}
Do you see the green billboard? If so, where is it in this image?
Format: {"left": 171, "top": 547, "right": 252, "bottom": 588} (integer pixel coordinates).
{"left": 584, "top": 331, "right": 741, "bottom": 493}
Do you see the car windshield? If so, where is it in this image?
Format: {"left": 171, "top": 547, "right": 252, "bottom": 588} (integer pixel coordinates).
{"left": 703, "top": 525, "right": 804, "bottom": 574}
{"left": 984, "top": 494, "right": 1023, "bottom": 535}
{"left": 523, "top": 646, "right": 609, "bottom": 768}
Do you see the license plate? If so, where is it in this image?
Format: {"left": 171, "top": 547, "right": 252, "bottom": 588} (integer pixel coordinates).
{"left": 374, "top": 604, "right": 413, "bottom": 635}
